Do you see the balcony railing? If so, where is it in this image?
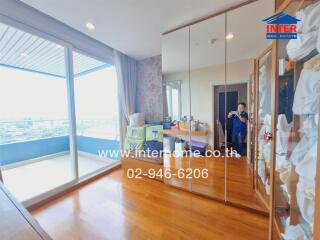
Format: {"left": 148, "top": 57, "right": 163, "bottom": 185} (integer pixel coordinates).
{"left": 0, "top": 119, "right": 120, "bottom": 166}
{"left": 0, "top": 118, "right": 119, "bottom": 145}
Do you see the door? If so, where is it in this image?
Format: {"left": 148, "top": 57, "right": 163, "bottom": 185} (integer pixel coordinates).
{"left": 219, "top": 91, "right": 238, "bottom": 145}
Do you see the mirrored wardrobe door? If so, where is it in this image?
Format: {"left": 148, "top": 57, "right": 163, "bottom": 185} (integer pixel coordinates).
{"left": 189, "top": 13, "right": 226, "bottom": 200}
{"left": 225, "top": 0, "right": 274, "bottom": 212}
{"left": 162, "top": 26, "right": 191, "bottom": 190}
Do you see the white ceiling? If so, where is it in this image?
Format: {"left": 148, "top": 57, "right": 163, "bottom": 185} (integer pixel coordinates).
{"left": 162, "top": 0, "right": 274, "bottom": 74}
{"left": 20, "top": 0, "right": 248, "bottom": 60}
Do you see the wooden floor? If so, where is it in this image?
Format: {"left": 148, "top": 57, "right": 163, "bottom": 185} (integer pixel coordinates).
{"left": 32, "top": 169, "right": 269, "bottom": 240}
{"left": 164, "top": 155, "right": 267, "bottom": 212}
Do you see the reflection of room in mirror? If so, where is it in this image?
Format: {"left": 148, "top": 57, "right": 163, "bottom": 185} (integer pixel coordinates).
{"left": 225, "top": 0, "right": 273, "bottom": 212}
{"left": 161, "top": 0, "right": 275, "bottom": 213}
{"left": 162, "top": 26, "right": 191, "bottom": 191}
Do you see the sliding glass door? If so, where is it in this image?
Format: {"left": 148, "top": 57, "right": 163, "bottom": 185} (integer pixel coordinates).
{"left": 73, "top": 51, "right": 120, "bottom": 178}
{"left": 0, "top": 22, "right": 75, "bottom": 202}
{"left": 0, "top": 20, "right": 120, "bottom": 204}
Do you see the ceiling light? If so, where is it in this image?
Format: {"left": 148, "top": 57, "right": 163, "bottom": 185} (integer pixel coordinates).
{"left": 20, "top": 52, "right": 29, "bottom": 57}
{"left": 85, "top": 22, "right": 96, "bottom": 31}
{"left": 226, "top": 33, "right": 234, "bottom": 40}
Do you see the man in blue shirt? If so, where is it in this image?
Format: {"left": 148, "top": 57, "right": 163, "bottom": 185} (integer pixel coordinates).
{"left": 228, "top": 102, "right": 248, "bottom": 157}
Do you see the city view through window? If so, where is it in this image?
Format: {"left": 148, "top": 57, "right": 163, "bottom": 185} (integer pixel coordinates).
{"left": 0, "top": 66, "right": 119, "bottom": 145}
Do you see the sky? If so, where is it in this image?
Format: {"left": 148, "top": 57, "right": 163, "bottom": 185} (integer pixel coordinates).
{"left": 0, "top": 65, "right": 118, "bottom": 121}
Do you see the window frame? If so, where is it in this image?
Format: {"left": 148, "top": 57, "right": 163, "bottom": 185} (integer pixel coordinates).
{"left": 0, "top": 14, "right": 120, "bottom": 207}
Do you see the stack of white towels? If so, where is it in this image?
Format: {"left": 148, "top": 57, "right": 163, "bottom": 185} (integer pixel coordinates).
{"left": 283, "top": 2, "right": 320, "bottom": 239}
{"left": 283, "top": 115, "right": 318, "bottom": 240}
{"left": 287, "top": 1, "right": 320, "bottom": 61}
{"left": 257, "top": 114, "right": 291, "bottom": 196}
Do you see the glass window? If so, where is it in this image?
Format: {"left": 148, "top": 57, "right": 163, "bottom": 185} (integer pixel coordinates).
{"left": 166, "top": 83, "right": 181, "bottom": 121}
{"left": 73, "top": 51, "right": 120, "bottom": 178}
{"left": 0, "top": 22, "right": 75, "bottom": 202}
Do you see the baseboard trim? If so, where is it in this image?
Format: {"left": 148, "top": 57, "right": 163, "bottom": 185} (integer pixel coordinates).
{"left": 1, "top": 151, "right": 69, "bottom": 170}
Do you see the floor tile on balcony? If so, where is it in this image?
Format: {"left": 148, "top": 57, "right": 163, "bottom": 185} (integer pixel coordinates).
{"left": 1, "top": 153, "right": 117, "bottom": 202}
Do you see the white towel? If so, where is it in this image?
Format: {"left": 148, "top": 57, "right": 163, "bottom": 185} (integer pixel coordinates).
{"left": 296, "top": 186, "right": 315, "bottom": 227}
{"left": 296, "top": 1, "right": 320, "bottom": 34}
{"left": 277, "top": 114, "right": 290, "bottom": 131}
{"left": 259, "top": 65, "right": 267, "bottom": 92}
{"left": 292, "top": 69, "right": 320, "bottom": 115}
{"left": 279, "top": 160, "right": 291, "bottom": 184}
{"left": 264, "top": 114, "right": 271, "bottom": 131}
{"left": 276, "top": 114, "right": 290, "bottom": 154}
{"left": 257, "top": 115, "right": 270, "bottom": 145}
{"left": 288, "top": 1, "right": 320, "bottom": 61}
{"left": 299, "top": 115, "right": 318, "bottom": 136}
{"left": 276, "top": 154, "right": 288, "bottom": 171}
{"left": 278, "top": 161, "right": 292, "bottom": 201}
{"left": 290, "top": 133, "right": 317, "bottom": 219}
{"left": 298, "top": 177, "right": 315, "bottom": 200}
{"left": 290, "top": 134, "right": 317, "bottom": 168}
{"left": 282, "top": 224, "right": 308, "bottom": 240}
{"left": 295, "top": 140, "right": 317, "bottom": 182}
{"left": 287, "top": 31, "right": 318, "bottom": 61}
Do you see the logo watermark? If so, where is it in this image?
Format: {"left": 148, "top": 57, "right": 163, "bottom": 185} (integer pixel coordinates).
{"left": 262, "top": 12, "right": 300, "bottom": 39}
{"left": 97, "top": 148, "right": 239, "bottom": 159}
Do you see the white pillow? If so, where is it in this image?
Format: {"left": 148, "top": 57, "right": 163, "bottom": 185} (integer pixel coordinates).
{"left": 129, "top": 113, "right": 145, "bottom": 126}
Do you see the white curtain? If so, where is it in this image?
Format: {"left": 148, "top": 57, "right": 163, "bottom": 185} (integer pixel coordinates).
{"left": 114, "top": 50, "right": 138, "bottom": 149}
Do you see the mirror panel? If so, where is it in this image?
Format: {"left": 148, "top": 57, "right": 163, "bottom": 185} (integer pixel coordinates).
{"left": 189, "top": 14, "right": 226, "bottom": 200}
{"left": 226, "top": 0, "right": 274, "bottom": 211}
{"left": 162, "top": 26, "right": 191, "bottom": 190}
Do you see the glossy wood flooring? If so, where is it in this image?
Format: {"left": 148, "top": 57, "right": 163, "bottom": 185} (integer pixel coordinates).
{"left": 164, "top": 155, "right": 267, "bottom": 212}
{"left": 226, "top": 157, "right": 267, "bottom": 212}
{"left": 32, "top": 169, "right": 269, "bottom": 240}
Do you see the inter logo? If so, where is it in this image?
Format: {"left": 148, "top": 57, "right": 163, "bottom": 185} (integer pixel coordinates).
{"left": 263, "top": 12, "right": 300, "bottom": 39}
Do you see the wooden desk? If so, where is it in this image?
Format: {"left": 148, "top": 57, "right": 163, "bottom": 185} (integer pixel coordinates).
{"left": 163, "top": 129, "right": 208, "bottom": 137}
{"left": 0, "top": 183, "right": 51, "bottom": 240}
